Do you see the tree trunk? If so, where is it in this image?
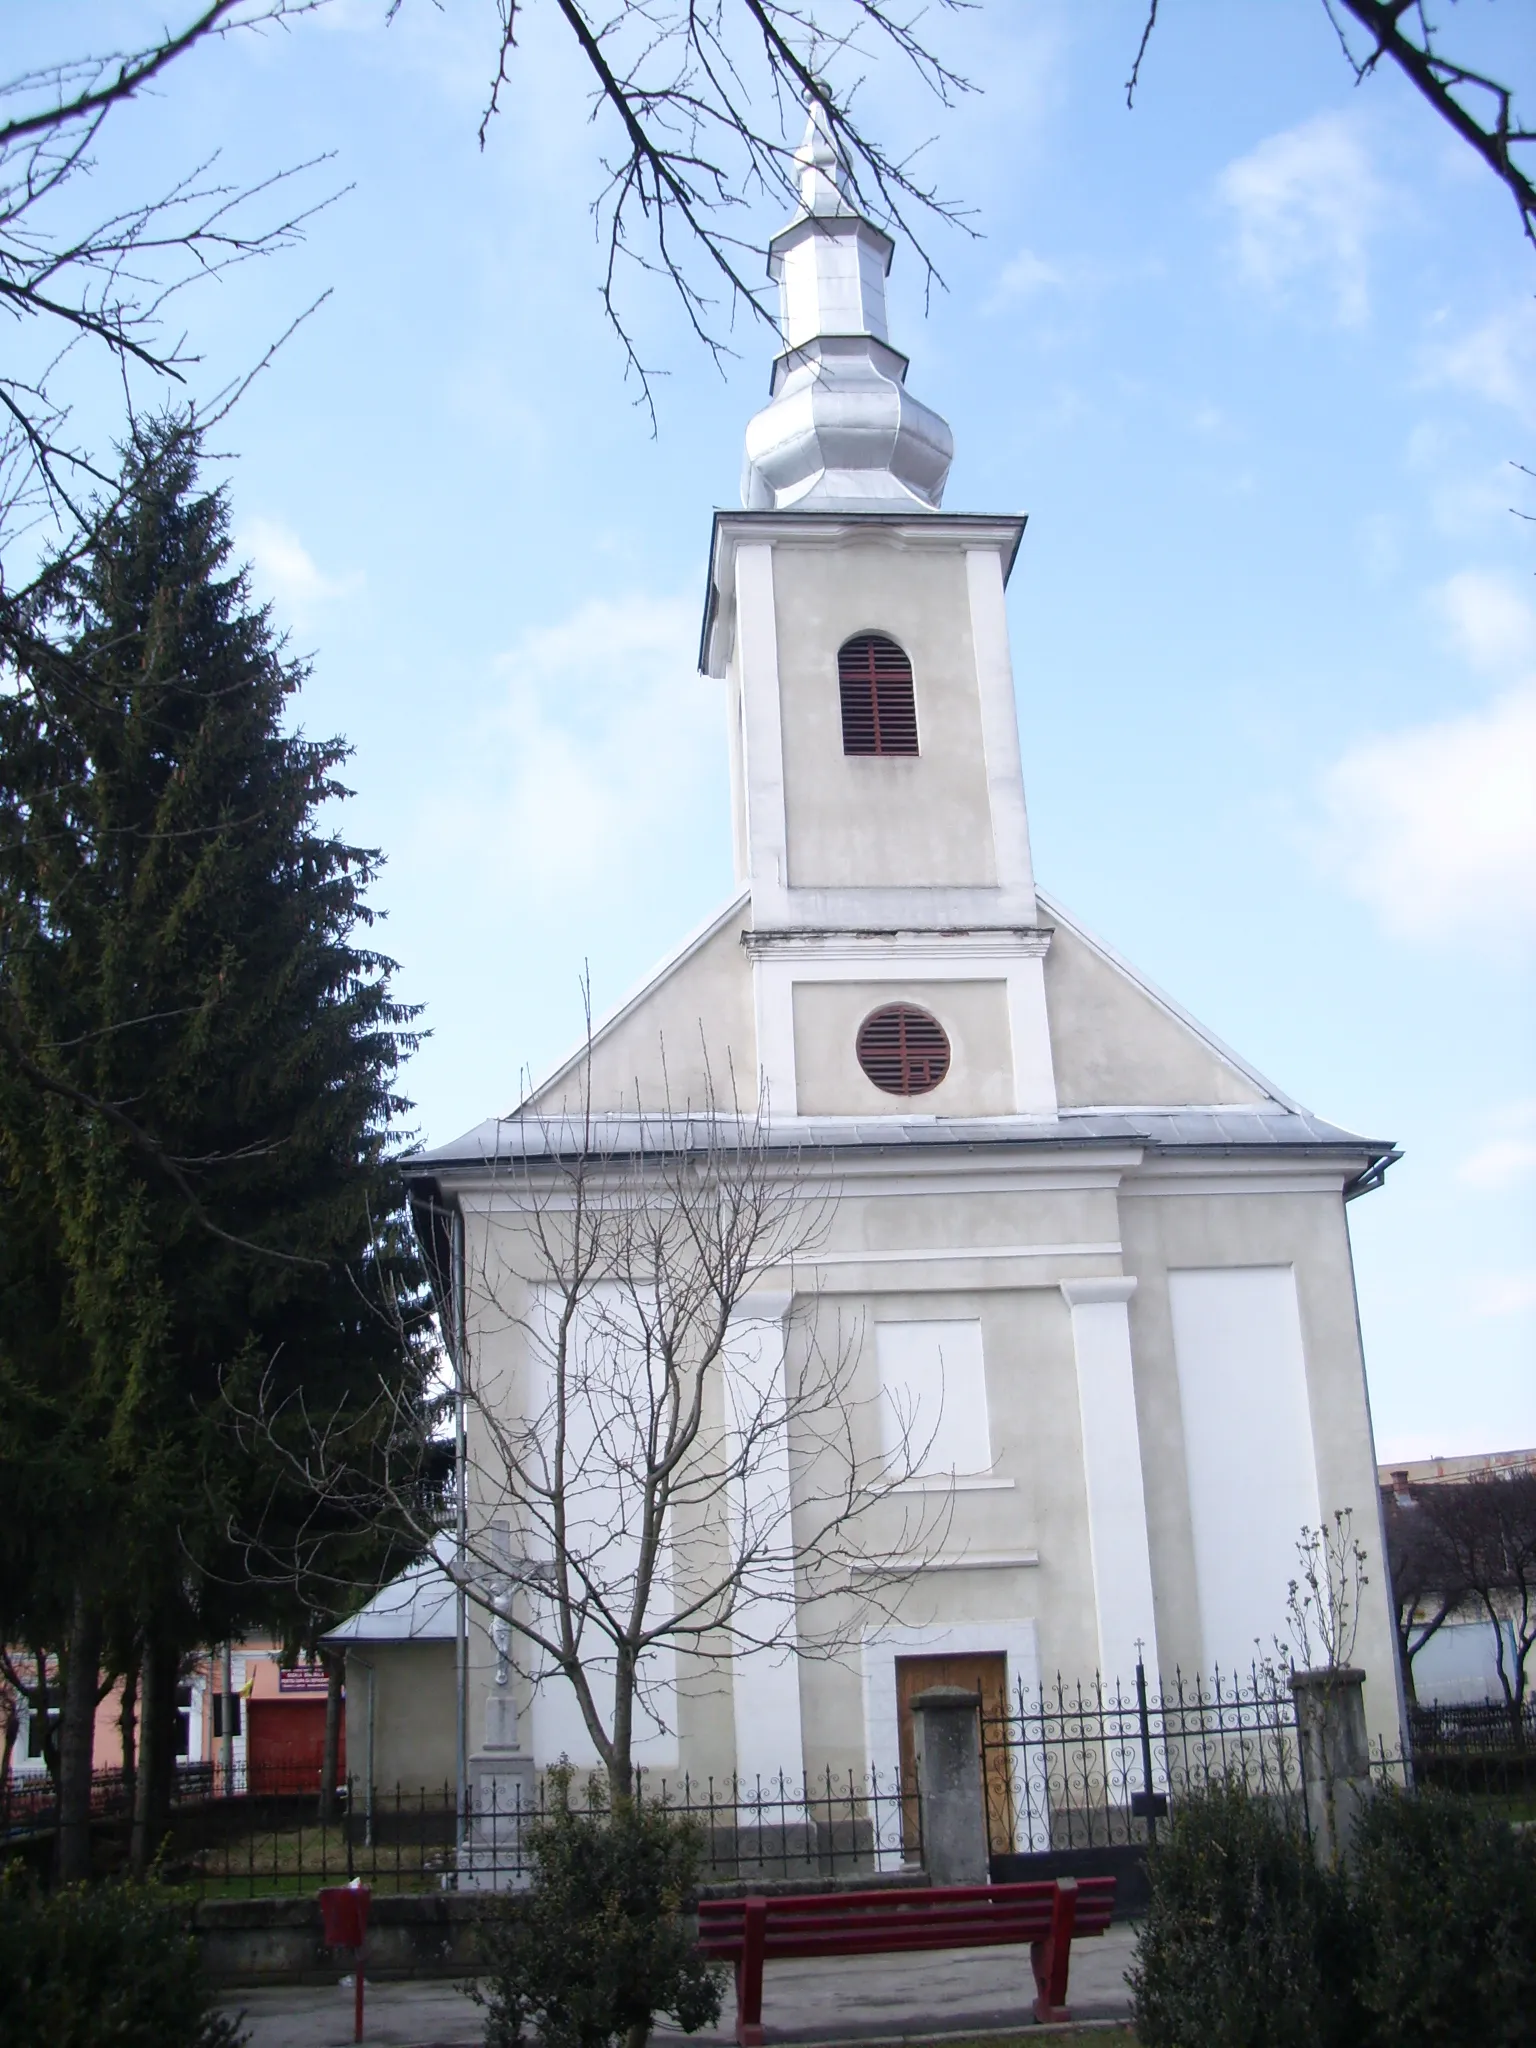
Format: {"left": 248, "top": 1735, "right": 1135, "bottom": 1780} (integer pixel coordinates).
{"left": 320, "top": 1654, "right": 343, "bottom": 1823}
{"left": 54, "top": 1585, "right": 104, "bottom": 1884}
{"left": 1397, "top": 1629, "right": 1417, "bottom": 1705}
{"left": 119, "top": 1649, "right": 140, "bottom": 1813}
{"left": 130, "top": 1636, "right": 179, "bottom": 1876}
{"left": 220, "top": 1642, "right": 235, "bottom": 1796}
{"left": 0, "top": 1687, "right": 19, "bottom": 1838}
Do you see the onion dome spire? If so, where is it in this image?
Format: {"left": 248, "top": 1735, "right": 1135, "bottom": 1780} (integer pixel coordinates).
{"left": 741, "top": 96, "right": 953, "bottom": 513}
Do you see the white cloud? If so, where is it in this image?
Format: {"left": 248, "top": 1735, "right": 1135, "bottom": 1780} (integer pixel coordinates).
{"left": 1472, "top": 1272, "right": 1536, "bottom": 1318}
{"left": 1217, "top": 112, "right": 1384, "bottom": 326}
{"left": 415, "top": 592, "right": 720, "bottom": 898}
{"left": 1313, "top": 684, "right": 1536, "bottom": 943}
{"left": 988, "top": 248, "right": 1065, "bottom": 305}
{"left": 241, "top": 518, "right": 363, "bottom": 617}
{"left": 1422, "top": 300, "right": 1536, "bottom": 428}
{"left": 1456, "top": 1100, "right": 1536, "bottom": 1189}
{"left": 1432, "top": 571, "right": 1536, "bottom": 674}
{"left": 1458, "top": 1137, "right": 1536, "bottom": 1191}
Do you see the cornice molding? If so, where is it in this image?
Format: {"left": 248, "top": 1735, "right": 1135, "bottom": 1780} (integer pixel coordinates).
{"left": 1060, "top": 1277, "right": 1138, "bottom": 1308}
{"left": 741, "top": 925, "right": 1052, "bottom": 961}
{"left": 700, "top": 509, "right": 1027, "bottom": 675}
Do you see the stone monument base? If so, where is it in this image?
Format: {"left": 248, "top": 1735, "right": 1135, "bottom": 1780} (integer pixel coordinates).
{"left": 459, "top": 1751, "right": 536, "bottom": 1891}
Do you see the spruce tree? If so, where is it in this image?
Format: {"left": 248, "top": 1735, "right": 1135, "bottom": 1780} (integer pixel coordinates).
{"left": 0, "top": 420, "right": 436, "bottom": 1876}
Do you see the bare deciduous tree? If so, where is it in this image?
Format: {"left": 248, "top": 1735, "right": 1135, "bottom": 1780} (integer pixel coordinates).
{"left": 0, "top": 2, "right": 335, "bottom": 587}
{"left": 1380, "top": 1477, "right": 1468, "bottom": 1704}
{"left": 1416, "top": 1471, "right": 1536, "bottom": 1741}
{"left": 229, "top": 1063, "right": 952, "bottom": 1803}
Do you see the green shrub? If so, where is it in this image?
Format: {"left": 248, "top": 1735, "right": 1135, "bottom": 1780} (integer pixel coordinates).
{"left": 1129, "top": 1780, "right": 1362, "bottom": 2048}
{"left": 1350, "top": 1789, "right": 1536, "bottom": 2046}
{"left": 475, "top": 1770, "right": 724, "bottom": 2048}
{"left": 0, "top": 1868, "right": 243, "bottom": 2048}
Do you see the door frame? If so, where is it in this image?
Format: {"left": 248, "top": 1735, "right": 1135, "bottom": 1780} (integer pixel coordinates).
{"left": 861, "top": 1619, "right": 1041, "bottom": 1869}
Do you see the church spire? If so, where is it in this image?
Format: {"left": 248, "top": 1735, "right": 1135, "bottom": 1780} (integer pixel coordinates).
{"left": 741, "top": 97, "right": 954, "bottom": 513}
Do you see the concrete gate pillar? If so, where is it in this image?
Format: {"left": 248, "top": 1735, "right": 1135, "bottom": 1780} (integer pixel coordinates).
{"left": 911, "top": 1687, "right": 989, "bottom": 1886}
{"left": 1290, "top": 1667, "right": 1373, "bottom": 1869}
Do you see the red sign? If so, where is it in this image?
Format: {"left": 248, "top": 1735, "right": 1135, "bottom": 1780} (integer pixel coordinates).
{"left": 276, "top": 1663, "right": 329, "bottom": 1693}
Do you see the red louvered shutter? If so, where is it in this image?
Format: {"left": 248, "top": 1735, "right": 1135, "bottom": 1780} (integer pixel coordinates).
{"left": 856, "top": 1005, "right": 951, "bottom": 1096}
{"left": 838, "top": 634, "right": 918, "bottom": 756}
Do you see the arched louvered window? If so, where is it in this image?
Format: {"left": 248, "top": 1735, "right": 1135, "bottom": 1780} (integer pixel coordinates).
{"left": 838, "top": 633, "right": 918, "bottom": 756}
{"left": 856, "top": 1004, "right": 951, "bottom": 1096}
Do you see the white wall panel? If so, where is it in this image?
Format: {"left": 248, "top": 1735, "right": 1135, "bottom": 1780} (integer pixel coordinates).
{"left": 1168, "top": 1267, "right": 1321, "bottom": 1676}
{"left": 876, "top": 1319, "right": 992, "bottom": 1478}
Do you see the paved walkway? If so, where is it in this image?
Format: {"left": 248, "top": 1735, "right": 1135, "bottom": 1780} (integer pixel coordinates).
{"left": 220, "top": 1926, "right": 1138, "bottom": 2046}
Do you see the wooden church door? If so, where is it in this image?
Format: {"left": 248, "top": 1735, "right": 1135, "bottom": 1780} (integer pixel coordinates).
{"left": 894, "top": 1651, "right": 1014, "bottom": 1855}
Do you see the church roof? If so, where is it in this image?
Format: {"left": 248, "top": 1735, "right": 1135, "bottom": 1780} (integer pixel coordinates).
{"left": 410, "top": 1102, "right": 1397, "bottom": 1194}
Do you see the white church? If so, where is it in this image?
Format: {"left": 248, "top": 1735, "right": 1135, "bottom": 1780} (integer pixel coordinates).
{"left": 383, "top": 105, "right": 1404, "bottom": 1816}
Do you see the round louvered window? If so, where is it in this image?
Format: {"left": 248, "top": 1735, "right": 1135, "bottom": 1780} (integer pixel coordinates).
{"left": 856, "top": 1004, "right": 951, "bottom": 1097}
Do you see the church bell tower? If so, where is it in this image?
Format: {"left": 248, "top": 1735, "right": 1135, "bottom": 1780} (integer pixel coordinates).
{"left": 701, "top": 101, "right": 1057, "bottom": 1121}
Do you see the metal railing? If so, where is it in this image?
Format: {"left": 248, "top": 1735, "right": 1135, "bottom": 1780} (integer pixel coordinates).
{"left": 458, "top": 1766, "right": 919, "bottom": 1896}
{"left": 1409, "top": 1697, "right": 1536, "bottom": 1754}
{"left": 979, "top": 1662, "right": 1304, "bottom": 1856}
{"left": 2, "top": 1759, "right": 261, "bottom": 1840}
{"left": 3, "top": 1759, "right": 919, "bottom": 1896}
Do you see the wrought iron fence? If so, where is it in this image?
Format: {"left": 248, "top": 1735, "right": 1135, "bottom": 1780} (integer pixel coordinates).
{"left": 458, "top": 1767, "right": 919, "bottom": 1897}
{"left": 1, "top": 1758, "right": 271, "bottom": 1840}
{"left": 979, "top": 1661, "right": 1304, "bottom": 1856}
{"left": 1407, "top": 1697, "right": 1536, "bottom": 1800}
{"left": 1409, "top": 1697, "right": 1536, "bottom": 1754}
{"left": 3, "top": 1759, "right": 919, "bottom": 1896}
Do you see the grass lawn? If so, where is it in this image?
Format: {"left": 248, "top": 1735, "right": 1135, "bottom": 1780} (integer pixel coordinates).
{"left": 172, "top": 1819, "right": 449, "bottom": 1899}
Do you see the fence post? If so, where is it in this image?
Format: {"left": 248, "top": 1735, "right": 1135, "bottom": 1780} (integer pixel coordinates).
{"left": 1290, "top": 1667, "right": 1372, "bottom": 1869}
{"left": 910, "top": 1687, "right": 989, "bottom": 1886}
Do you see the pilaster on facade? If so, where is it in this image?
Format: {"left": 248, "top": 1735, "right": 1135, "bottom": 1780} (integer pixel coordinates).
{"left": 1060, "top": 1277, "right": 1161, "bottom": 1690}
{"left": 723, "top": 1292, "right": 806, "bottom": 1785}
{"left": 734, "top": 543, "right": 790, "bottom": 915}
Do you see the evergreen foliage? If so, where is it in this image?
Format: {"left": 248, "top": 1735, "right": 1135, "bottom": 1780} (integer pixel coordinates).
{"left": 1129, "top": 1779, "right": 1362, "bottom": 2048}
{"left": 1132, "top": 1779, "right": 1536, "bottom": 2048}
{"left": 0, "top": 1868, "right": 243, "bottom": 2048}
{"left": 476, "top": 1768, "right": 725, "bottom": 2048}
{"left": 0, "top": 418, "right": 438, "bottom": 1851}
{"left": 1351, "top": 1789, "right": 1536, "bottom": 2045}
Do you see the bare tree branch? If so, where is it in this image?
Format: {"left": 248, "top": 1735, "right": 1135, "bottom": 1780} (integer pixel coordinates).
{"left": 1328, "top": 0, "right": 1535, "bottom": 250}
{"left": 1130, "top": 2, "right": 1534, "bottom": 252}
{"left": 0, "top": 5, "right": 341, "bottom": 577}
{"left": 223, "top": 1023, "right": 967, "bottom": 1800}
{"left": 1125, "top": 0, "right": 1160, "bottom": 110}
{"left": 432, "top": 0, "right": 976, "bottom": 422}
{"left": 0, "top": 5, "right": 328, "bottom": 153}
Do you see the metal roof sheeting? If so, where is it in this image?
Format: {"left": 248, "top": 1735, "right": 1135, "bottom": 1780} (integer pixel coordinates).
{"left": 408, "top": 1104, "right": 1395, "bottom": 1175}
{"left": 320, "top": 1536, "right": 457, "bottom": 1646}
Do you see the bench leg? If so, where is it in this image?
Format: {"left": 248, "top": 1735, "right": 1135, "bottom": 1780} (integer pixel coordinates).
{"left": 735, "top": 1898, "right": 767, "bottom": 2048}
{"left": 1030, "top": 1877, "right": 1079, "bottom": 2024}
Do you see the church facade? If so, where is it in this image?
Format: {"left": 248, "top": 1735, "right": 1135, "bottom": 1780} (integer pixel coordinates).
{"left": 405, "top": 105, "right": 1403, "bottom": 1804}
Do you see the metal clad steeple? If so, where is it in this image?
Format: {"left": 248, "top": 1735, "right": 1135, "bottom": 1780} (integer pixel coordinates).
{"left": 741, "top": 100, "right": 954, "bottom": 512}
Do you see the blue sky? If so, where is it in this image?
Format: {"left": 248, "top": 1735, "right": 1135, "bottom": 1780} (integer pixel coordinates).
{"left": 23, "top": 3, "right": 1536, "bottom": 1460}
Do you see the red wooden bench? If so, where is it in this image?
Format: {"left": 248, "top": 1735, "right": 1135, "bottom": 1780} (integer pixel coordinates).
{"left": 696, "top": 1876, "right": 1116, "bottom": 2043}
